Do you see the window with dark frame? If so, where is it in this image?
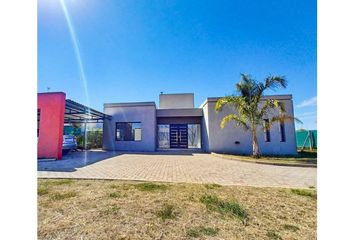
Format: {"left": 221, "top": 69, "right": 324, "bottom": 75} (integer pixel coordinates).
{"left": 280, "top": 121, "right": 286, "bottom": 142}
{"left": 37, "top": 109, "right": 41, "bottom": 137}
{"left": 115, "top": 122, "right": 142, "bottom": 141}
{"left": 263, "top": 119, "right": 270, "bottom": 142}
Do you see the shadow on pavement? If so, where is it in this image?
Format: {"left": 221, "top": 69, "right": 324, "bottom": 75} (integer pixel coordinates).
{"left": 37, "top": 150, "right": 122, "bottom": 172}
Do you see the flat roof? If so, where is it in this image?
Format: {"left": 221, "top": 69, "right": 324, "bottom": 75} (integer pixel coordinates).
{"left": 156, "top": 108, "right": 203, "bottom": 117}
{"left": 199, "top": 94, "right": 293, "bottom": 108}
{"left": 104, "top": 102, "right": 156, "bottom": 108}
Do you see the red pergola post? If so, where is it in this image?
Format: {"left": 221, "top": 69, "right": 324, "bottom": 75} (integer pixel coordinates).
{"left": 37, "top": 92, "right": 66, "bottom": 160}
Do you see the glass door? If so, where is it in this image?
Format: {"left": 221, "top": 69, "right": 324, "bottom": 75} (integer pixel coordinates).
{"left": 170, "top": 124, "right": 188, "bottom": 148}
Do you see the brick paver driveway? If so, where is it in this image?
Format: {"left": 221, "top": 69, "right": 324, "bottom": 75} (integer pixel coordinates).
{"left": 38, "top": 151, "right": 316, "bottom": 188}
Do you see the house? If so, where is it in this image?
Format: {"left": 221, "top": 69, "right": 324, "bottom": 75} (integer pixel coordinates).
{"left": 103, "top": 93, "right": 297, "bottom": 155}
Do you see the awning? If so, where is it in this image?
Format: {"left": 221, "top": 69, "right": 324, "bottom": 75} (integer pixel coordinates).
{"left": 64, "top": 99, "right": 111, "bottom": 123}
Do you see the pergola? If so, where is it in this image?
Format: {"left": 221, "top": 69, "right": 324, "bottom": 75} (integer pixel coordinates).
{"left": 38, "top": 93, "right": 112, "bottom": 160}
{"left": 64, "top": 99, "right": 111, "bottom": 123}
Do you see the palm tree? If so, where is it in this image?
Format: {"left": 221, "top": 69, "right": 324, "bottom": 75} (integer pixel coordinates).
{"left": 215, "top": 74, "right": 301, "bottom": 158}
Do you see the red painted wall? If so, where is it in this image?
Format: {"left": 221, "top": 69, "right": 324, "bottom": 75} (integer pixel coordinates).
{"left": 38, "top": 92, "right": 66, "bottom": 160}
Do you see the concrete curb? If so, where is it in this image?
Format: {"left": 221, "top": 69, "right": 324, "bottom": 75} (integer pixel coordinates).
{"left": 211, "top": 153, "right": 317, "bottom": 168}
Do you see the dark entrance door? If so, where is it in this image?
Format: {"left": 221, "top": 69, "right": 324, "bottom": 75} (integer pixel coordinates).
{"left": 170, "top": 124, "right": 188, "bottom": 148}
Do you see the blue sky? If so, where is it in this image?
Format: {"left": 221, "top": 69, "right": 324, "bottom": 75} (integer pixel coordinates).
{"left": 38, "top": 0, "right": 317, "bottom": 130}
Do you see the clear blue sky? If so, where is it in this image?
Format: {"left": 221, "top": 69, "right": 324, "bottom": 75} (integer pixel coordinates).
{"left": 38, "top": 0, "right": 317, "bottom": 130}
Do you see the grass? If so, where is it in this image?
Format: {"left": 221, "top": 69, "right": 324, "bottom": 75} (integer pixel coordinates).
{"left": 49, "top": 191, "right": 77, "bottom": 201}
{"left": 204, "top": 183, "right": 222, "bottom": 189}
{"left": 102, "top": 206, "right": 120, "bottom": 215}
{"left": 38, "top": 179, "right": 317, "bottom": 239}
{"left": 291, "top": 188, "right": 317, "bottom": 199}
{"left": 267, "top": 230, "right": 283, "bottom": 240}
{"left": 135, "top": 182, "right": 168, "bottom": 191}
{"left": 38, "top": 186, "right": 49, "bottom": 196}
{"left": 108, "top": 192, "right": 120, "bottom": 198}
{"left": 283, "top": 224, "right": 300, "bottom": 231}
{"left": 44, "top": 179, "right": 74, "bottom": 186}
{"left": 200, "top": 194, "right": 248, "bottom": 222}
{"left": 156, "top": 204, "right": 176, "bottom": 220}
{"left": 186, "top": 226, "right": 219, "bottom": 237}
{"left": 215, "top": 149, "right": 317, "bottom": 166}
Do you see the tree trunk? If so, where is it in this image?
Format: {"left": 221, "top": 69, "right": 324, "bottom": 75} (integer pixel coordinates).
{"left": 252, "top": 127, "right": 260, "bottom": 158}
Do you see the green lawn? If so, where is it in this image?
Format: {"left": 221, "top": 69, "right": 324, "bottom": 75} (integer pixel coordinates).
{"left": 38, "top": 179, "right": 316, "bottom": 239}
{"left": 214, "top": 149, "right": 317, "bottom": 167}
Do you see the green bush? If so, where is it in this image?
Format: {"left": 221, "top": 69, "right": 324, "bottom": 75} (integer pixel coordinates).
{"left": 76, "top": 129, "right": 103, "bottom": 149}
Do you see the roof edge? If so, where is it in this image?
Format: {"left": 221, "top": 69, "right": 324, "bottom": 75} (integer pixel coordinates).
{"left": 104, "top": 102, "right": 156, "bottom": 108}
{"left": 199, "top": 94, "right": 293, "bottom": 108}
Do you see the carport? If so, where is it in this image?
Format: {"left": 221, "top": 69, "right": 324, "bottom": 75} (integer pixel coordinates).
{"left": 37, "top": 92, "right": 111, "bottom": 160}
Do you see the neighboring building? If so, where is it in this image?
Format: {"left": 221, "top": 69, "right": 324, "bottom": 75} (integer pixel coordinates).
{"left": 103, "top": 93, "right": 297, "bottom": 155}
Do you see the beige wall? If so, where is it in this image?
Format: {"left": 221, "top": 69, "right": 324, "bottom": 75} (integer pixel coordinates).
{"left": 159, "top": 93, "right": 194, "bottom": 109}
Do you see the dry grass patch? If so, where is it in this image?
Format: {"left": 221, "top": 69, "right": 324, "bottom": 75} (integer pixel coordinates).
{"left": 38, "top": 179, "right": 316, "bottom": 239}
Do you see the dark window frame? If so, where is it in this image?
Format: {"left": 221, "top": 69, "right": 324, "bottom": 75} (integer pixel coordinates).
{"left": 280, "top": 121, "right": 286, "bottom": 142}
{"left": 37, "top": 109, "right": 41, "bottom": 138}
{"left": 263, "top": 119, "right": 271, "bottom": 142}
{"left": 115, "top": 122, "right": 142, "bottom": 142}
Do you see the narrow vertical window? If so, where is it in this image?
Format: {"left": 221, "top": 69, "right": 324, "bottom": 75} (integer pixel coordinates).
{"left": 280, "top": 121, "right": 286, "bottom": 142}
{"left": 263, "top": 119, "right": 270, "bottom": 142}
{"left": 37, "top": 109, "right": 41, "bottom": 138}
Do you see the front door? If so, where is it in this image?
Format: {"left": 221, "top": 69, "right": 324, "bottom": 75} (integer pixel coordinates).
{"left": 170, "top": 124, "right": 188, "bottom": 148}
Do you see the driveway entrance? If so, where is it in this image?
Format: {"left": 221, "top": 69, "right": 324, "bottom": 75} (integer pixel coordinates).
{"left": 38, "top": 151, "right": 316, "bottom": 188}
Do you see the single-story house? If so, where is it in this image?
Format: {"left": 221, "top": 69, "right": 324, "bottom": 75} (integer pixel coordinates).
{"left": 103, "top": 93, "right": 297, "bottom": 155}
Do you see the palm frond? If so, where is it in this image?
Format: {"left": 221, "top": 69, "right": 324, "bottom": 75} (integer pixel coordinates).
{"left": 215, "top": 95, "right": 244, "bottom": 112}
{"left": 270, "top": 115, "right": 303, "bottom": 125}
{"left": 263, "top": 75, "right": 287, "bottom": 91}
{"left": 220, "top": 114, "right": 249, "bottom": 130}
{"left": 258, "top": 99, "right": 285, "bottom": 119}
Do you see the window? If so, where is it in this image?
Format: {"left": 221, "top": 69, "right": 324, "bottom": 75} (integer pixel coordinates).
{"left": 280, "top": 121, "right": 286, "bottom": 142}
{"left": 157, "top": 124, "right": 170, "bottom": 148}
{"left": 263, "top": 119, "right": 270, "bottom": 142}
{"left": 188, "top": 124, "right": 201, "bottom": 148}
{"left": 37, "top": 109, "right": 41, "bottom": 138}
{"left": 116, "top": 122, "right": 141, "bottom": 141}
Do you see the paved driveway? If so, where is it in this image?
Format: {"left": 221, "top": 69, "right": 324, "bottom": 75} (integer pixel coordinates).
{"left": 38, "top": 151, "right": 316, "bottom": 188}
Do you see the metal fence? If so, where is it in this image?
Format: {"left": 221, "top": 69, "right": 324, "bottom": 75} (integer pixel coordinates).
{"left": 296, "top": 130, "right": 317, "bottom": 149}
